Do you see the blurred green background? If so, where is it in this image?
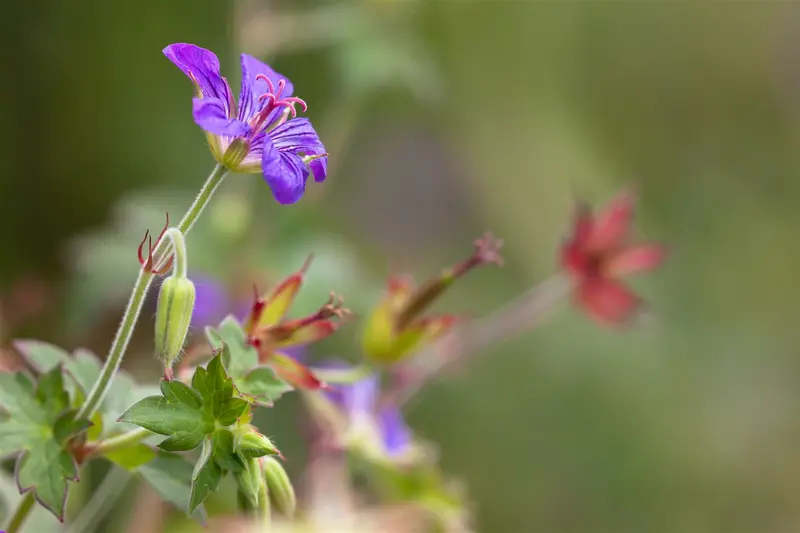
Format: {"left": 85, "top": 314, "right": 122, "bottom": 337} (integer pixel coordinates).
{"left": 4, "top": 1, "right": 800, "bottom": 532}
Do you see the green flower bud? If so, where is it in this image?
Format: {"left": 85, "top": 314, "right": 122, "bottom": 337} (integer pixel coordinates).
{"left": 154, "top": 275, "right": 196, "bottom": 370}
{"left": 234, "top": 456, "right": 263, "bottom": 510}
{"left": 262, "top": 456, "right": 296, "bottom": 518}
{"left": 236, "top": 429, "right": 280, "bottom": 458}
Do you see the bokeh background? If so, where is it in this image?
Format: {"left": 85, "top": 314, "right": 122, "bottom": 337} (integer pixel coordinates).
{"left": 4, "top": 1, "right": 800, "bottom": 532}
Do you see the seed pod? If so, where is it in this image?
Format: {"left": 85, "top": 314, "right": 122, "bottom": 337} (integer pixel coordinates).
{"left": 237, "top": 430, "right": 280, "bottom": 458}
{"left": 154, "top": 275, "right": 196, "bottom": 371}
{"left": 262, "top": 456, "right": 296, "bottom": 518}
{"left": 234, "top": 456, "right": 262, "bottom": 510}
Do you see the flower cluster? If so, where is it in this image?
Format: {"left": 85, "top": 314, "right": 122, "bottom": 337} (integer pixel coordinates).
{"left": 0, "top": 40, "right": 669, "bottom": 533}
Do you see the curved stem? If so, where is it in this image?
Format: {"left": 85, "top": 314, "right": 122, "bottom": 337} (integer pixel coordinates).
{"left": 77, "top": 164, "right": 229, "bottom": 420}
{"left": 85, "top": 427, "right": 152, "bottom": 459}
{"left": 163, "top": 227, "right": 188, "bottom": 278}
{"left": 5, "top": 493, "right": 35, "bottom": 533}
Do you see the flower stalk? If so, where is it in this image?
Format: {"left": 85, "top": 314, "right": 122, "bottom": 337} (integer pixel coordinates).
{"left": 76, "top": 163, "right": 228, "bottom": 420}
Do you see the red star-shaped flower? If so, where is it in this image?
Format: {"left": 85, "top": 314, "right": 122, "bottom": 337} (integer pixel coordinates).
{"left": 561, "top": 191, "right": 667, "bottom": 326}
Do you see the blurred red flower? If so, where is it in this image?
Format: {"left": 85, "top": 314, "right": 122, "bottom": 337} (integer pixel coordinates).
{"left": 561, "top": 191, "right": 667, "bottom": 326}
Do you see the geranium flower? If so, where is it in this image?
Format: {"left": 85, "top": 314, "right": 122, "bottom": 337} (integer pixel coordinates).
{"left": 164, "top": 43, "right": 327, "bottom": 204}
{"left": 561, "top": 191, "right": 667, "bottom": 325}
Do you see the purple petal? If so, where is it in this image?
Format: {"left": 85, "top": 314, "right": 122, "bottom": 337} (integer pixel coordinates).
{"left": 309, "top": 156, "right": 328, "bottom": 183}
{"left": 190, "top": 275, "right": 231, "bottom": 328}
{"left": 280, "top": 345, "right": 307, "bottom": 362}
{"left": 239, "top": 54, "right": 294, "bottom": 123}
{"left": 163, "top": 44, "right": 231, "bottom": 105}
{"left": 324, "top": 372, "right": 379, "bottom": 419}
{"left": 261, "top": 137, "right": 310, "bottom": 205}
{"left": 269, "top": 118, "right": 325, "bottom": 154}
{"left": 192, "top": 98, "right": 251, "bottom": 137}
{"left": 378, "top": 405, "right": 412, "bottom": 456}
{"left": 343, "top": 375, "right": 380, "bottom": 419}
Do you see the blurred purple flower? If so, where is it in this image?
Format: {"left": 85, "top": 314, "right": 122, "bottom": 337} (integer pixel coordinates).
{"left": 326, "top": 370, "right": 411, "bottom": 457}
{"left": 163, "top": 43, "right": 328, "bottom": 205}
{"left": 191, "top": 275, "right": 232, "bottom": 328}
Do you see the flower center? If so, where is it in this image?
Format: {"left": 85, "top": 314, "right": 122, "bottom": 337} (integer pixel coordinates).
{"left": 247, "top": 74, "right": 308, "bottom": 137}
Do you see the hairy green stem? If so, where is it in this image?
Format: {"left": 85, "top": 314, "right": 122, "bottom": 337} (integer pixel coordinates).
{"left": 163, "top": 227, "right": 188, "bottom": 278}
{"left": 5, "top": 493, "right": 35, "bottom": 533}
{"left": 76, "top": 164, "right": 228, "bottom": 420}
{"left": 86, "top": 427, "right": 152, "bottom": 459}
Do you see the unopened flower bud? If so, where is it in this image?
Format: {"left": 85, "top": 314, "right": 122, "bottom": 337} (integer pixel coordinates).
{"left": 262, "top": 456, "right": 296, "bottom": 518}
{"left": 155, "top": 275, "right": 196, "bottom": 372}
{"left": 236, "top": 429, "right": 280, "bottom": 458}
{"left": 234, "top": 456, "right": 263, "bottom": 510}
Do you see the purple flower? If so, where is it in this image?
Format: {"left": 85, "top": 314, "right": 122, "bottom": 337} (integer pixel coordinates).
{"left": 164, "top": 43, "right": 328, "bottom": 205}
{"left": 326, "top": 371, "right": 412, "bottom": 457}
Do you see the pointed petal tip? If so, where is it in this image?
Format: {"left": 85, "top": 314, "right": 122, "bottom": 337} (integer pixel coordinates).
{"left": 577, "top": 278, "right": 641, "bottom": 327}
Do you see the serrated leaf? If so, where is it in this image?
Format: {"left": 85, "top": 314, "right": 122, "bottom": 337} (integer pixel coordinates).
{"left": 205, "top": 316, "right": 257, "bottom": 379}
{"left": 160, "top": 380, "right": 202, "bottom": 409}
{"left": 52, "top": 410, "right": 92, "bottom": 444}
{"left": 211, "top": 429, "right": 245, "bottom": 472}
{"left": 118, "top": 396, "right": 212, "bottom": 449}
{"left": 35, "top": 367, "right": 69, "bottom": 414}
{"left": 105, "top": 444, "right": 157, "bottom": 471}
{"left": 189, "top": 439, "right": 223, "bottom": 514}
{"left": 0, "top": 367, "right": 90, "bottom": 520}
{"left": 16, "top": 440, "right": 77, "bottom": 519}
{"left": 239, "top": 368, "right": 293, "bottom": 406}
{"left": 217, "top": 398, "right": 248, "bottom": 426}
{"left": 139, "top": 451, "right": 207, "bottom": 522}
{"left": 205, "top": 317, "right": 294, "bottom": 406}
{"left": 157, "top": 432, "right": 206, "bottom": 452}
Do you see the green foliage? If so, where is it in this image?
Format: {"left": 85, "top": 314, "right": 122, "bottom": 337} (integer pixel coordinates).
{"left": 13, "top": 340, "right": 159, "bottom": 437}
{"left": 205, "top": 316, "right": 293, "bottom": 406}
{"left": 0, "top": 367, "right": 91, "bottom": 520}
{"left": 119, "top": 353, "right": 280, "bottom": 514}
{"left": 138, "top": 451, "right": 208, "bottom": 522}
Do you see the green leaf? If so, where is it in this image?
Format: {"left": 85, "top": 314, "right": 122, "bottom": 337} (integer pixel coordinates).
{"left": 160, "top": 380, "right": 203, "bottom": 409}
{"left": 239, "top": 368, "right": 293, "bottom": 406}
{"left": 211, "top": 429, "right": 245, "bottom": 473}
{"left": 204, "top": 317, "right": 294, "bottom": 407}
{"left": 189, "top": 439, "right": 223, "bottom": 514}
{"left": 17, "top": 440, "right": 77, "bottom": 518}
{"left": 105, "top": 444, "right": 157, "bottom": 471}
{"left": 157, "top": 432, "right": 206, "bottom": 452}
{"left": 120, "top": 356, "right": 256, "bottom": 516}
{"left": 52, "top": 410, "right": 92, "bottom": 444}
{"left": 0, "top": 366, "right": 91, "bottom": 520}
{"left": 139, "top": 451, "right": 207, "bottom": 522}
{"left": 13, "top": 340, "right": 70, "bottom": 373}
{"left": 217, "top": 397, "right": 248, "bottom": 426}
{"left": 205, "top": 315, "right": 257, "bottom": 379}
{"left": 118, "top": 396, "right": 212, "bottom": 452}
